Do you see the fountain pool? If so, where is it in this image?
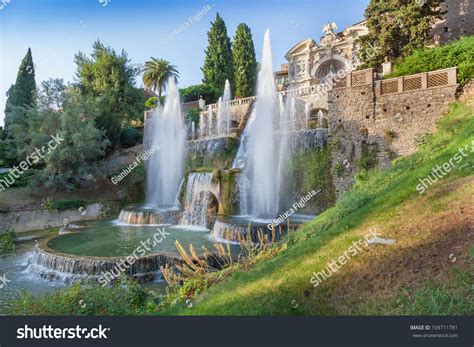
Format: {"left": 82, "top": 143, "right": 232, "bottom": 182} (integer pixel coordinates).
{"left": 48, "top": 220, "right": 218, "bottom": 257}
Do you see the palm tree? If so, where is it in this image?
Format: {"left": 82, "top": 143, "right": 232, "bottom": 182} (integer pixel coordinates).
{"left": 142, "top": 58, "right": 179, "bottom": 99}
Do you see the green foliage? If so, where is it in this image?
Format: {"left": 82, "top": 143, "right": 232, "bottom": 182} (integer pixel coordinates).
{"left": 120, "top": 127, "right": 142, "bottom": 148}
{"left": 180, "top": 83, "right": 220, "bottom": 104}
{"left": 18, "top": 90, "right": 111, "bottom": 191}
{"left": 0, "top": 230, "right": 16, "bottom": 254}
{"left": 232, "top": 23, "right": 257, "bottom": 97}
{"left": 0, "top": 171, "right": 30, "bottom": 188}
{"left": 185, "top": 108, "right": 200, "bottom": 126}
{"left": 4, "top": 48, "right": 37, "bottom": 134}
{"left": 74, "top": 40, "right": 146, "bottom": 147}
{"left": 357, "top": 0, "right": 444, "bottom": 68}
{"left": 142, "top": 58, "right": 179, "bottom": 99}
{"left": 51, "top": 199, "right": 88, "bottom": 211}
{"left": 7, "top": 280, "right": 155, "bottom": 315}
{"left": 145, "top": 97, "right": 158, "bottom": 109}
{"left": 356, "top": 143, "right": 378, "bottom": 171}
{"left": 38, "top": 78, "right": 66, "bottom": 111}
{"left": 202, "top": 13, "right": 234, "bottom": 92}
{"left": 387, "top": 36, "right": 474, "bottom": 86}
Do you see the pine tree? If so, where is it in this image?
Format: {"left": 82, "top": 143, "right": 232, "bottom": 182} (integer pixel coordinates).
{"left": 357, "top": 0, "right": 444, "bottom": 68}
{"left": 202, "top": 13, "right": 234, "bottom": 92}
{"left": 232, "top": 23, "right": 257, "bottom": 98}
{"left": 4, "top": 48, "right": 36, "bottom": 133}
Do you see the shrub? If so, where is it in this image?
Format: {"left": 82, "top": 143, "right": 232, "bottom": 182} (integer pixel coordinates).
{"left": 7, "top": 280, "right": 155, "bottom": 315}
{"left": 185, "top": 108, "right": 200, "bottom": 126}
{"left": 388, "top": 36, "right": 474, "bottom": 86}
{"left": 51, "top": 199, "right": 88, "bottom": 211}
{"left": 0, "top": 230, "right": 16, "bottom": 254}
{"left": 120, "top": 127, "right": 142, "bottom": 148}
{"left": 180, "top": 84, "right": 220, "bottom": 104}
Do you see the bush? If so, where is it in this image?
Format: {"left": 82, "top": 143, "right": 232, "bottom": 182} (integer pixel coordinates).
{"left": 388, "top": 36, "right": 474, "bottom": 86}
{"left": 0, "top": 230, "right": 16, "bottom": 254}
{"left": 120, "top": 127, "right": 142, "bottom": 147}
{"left": 185, "top": 108, "right": 200, "bottom": 125}
{"left": 7, "top": 280, "right": 155, "bottom": 315}
{"left": 0, "top": 171, "right": 30, "bottom": 188}
{"left": 180, "top": 84, "right": 220, "bottom": 104}
{"left": 51, "top": 199, "right": 88, "bottom": 211}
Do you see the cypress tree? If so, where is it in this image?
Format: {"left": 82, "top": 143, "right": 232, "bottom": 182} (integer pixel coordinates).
{"left": 202, "top": 13, "right": 234, "bottom": 92}
{"left": 4, "top": 48, "right": 36, "bottom": 133}
{"left": 232, "top": 23, "right": 258, "bottom": 98}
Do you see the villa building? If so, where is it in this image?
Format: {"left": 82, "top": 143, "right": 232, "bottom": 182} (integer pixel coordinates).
{"left": 276, "top": 0, "right": 472, "bottom": 89}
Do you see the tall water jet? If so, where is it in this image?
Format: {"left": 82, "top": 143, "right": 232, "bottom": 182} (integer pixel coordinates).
{"left": 305, "top": 102, "right": 310, "bottom": 130}
{"left": 217, "top": 96, "right": 223, "bottom": 135}
{"left": 223, "top": 79, "right": 232, "bottom": 135}
{"left": 317, "top": 110, "right": 324, "bottom": 128}
{"left": 245, "top": 30, "right": 280, "bottom": 218}
{"left": 145, "top": 78, "right": 186, "bottom": 209}
{"left": 191, "top": 121, "right": 195, "bottom": 140}
{"left": 200, "top": 114, "right": 204, "bottom": 138}
{"left": 207, "top": 105, "right": 213, "bottom": 137}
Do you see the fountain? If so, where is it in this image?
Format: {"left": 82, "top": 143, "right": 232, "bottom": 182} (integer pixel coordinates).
{"left": 244, "top": 30, "right": 280, "bottom": 219}
{"left": 119, "top": 77, "right": 186, "bottom": 224}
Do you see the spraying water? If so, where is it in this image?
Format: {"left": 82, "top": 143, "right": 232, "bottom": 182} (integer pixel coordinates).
{"left": 145, "top": 78, "right": 186, "bottom": 209}
{"left": 245, "top": 30, "right": 280, "bottom": 218}
{"left": 207, "top": 105, "right": 213, "bottom": 137}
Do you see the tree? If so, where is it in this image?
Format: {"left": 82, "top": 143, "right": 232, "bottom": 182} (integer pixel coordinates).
{"left": 202, "top": 13, "right": 234, "bottom": 92}
{"left": 232, "top": 23, "right": 258, "bottom": 97}
{"left": 4, "top": 48, "right": 36, "bottom": 133}
{"left": 142, "top": 58, "right": 179, "bottom": 99}
{"left": 179, "top": 83, "right": 220, "bottom": 104}
{"left": 38, "top": 78, "right": 66, "bottom": 111}
{"left": 21, "top": 88, "right": 110, "bottom": 191}
{"left": 74, "top": 40, "right": 146, "bottom": 147}
{"left": 357, "top": 0, "right": 444, "bottom": 68}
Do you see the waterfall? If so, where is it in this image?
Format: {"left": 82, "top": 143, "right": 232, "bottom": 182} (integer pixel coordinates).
{"left": 181, "top": 172, "right": 213, "bottom": 227}
{"left": 245, "top": 30, "right": 280, "bottom": 218}
{"left": 236, "top": 174, "right": 250, "bottom": 215}
{"left": 232, "top": 109, "right": 256, "bottom": 169}
{"left": 145, "top": 78, "right": 186, "bottom": 209}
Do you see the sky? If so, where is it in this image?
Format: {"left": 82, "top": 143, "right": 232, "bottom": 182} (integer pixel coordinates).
{"left": 0, "top": 0, "right": 369, "bottom": 126}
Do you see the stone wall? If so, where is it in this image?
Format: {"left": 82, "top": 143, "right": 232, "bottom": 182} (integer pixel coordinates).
{"left": 328, "top": 67, "right": 458, "bottom": 197}
{"left": 0, "top": 201, "right": 121, "bottom": 233}
{"left": 432, "top": 0, "right": 474, "bottom": 44}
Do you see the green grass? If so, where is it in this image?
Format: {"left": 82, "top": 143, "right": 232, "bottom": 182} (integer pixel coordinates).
{"left": 387, "top": 35, "right": 474, "bottom": 86}
{"left": 160, "top": 97, "right": 474, "bottom": 315}
{"left": 8, "top": 280, "right": 155, "bottom": 316}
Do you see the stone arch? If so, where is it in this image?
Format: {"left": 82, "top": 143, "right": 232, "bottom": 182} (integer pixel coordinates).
{"left": 311, "top": 54, "right": 350, "bottom": 82}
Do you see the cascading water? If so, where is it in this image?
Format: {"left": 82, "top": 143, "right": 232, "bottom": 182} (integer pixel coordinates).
{"left": 145, "top": 78, "right": 186, "bottom": 209}
{"left": 244, "top": 30, "right": 280, "bottom": 218}
{"left": 235, "top": 174, "right": 250, "bottom": 216}
{"left": 232, "top": 109, "right": 255, "bottom": 169}
{"left": 181, "top": 172, "right": 213, "bottom": 227}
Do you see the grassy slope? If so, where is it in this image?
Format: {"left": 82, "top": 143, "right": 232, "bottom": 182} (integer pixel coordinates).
{"left": 163, "top": 96, "right": 474, "bottom": 315}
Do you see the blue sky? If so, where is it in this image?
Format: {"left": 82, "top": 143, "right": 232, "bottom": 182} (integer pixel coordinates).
{"left": 0, "top": 0, "right": 369, "bottom": 126}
